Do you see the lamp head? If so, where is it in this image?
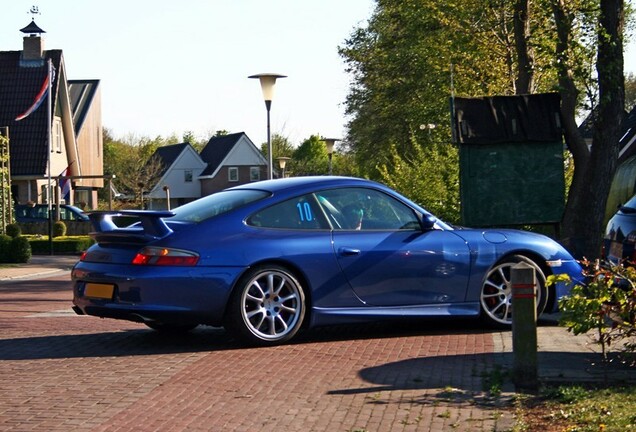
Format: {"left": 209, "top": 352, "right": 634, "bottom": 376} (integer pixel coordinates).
{"left": 248, "top": 73, "right": 287, "bottom": 102}
{"left": 320, "top": 138, "right": 339, "bottom": 154}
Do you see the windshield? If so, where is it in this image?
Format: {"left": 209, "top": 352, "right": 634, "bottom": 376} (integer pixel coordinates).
{"left": 624, "top": 194, "right": 636, "bottom": 210}
{"left": 168, "top": 189, "right": 270, "bottom": 223}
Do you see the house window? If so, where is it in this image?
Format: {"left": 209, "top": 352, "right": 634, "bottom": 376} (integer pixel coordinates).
{"left": 228, "top": 167, "right": 239, "bottom": 182}
{"left": 54, "top": 120, "right": 62, "bottom": 153}
{"left": 250, "top": 167, "right": 260, "bottom": 182}
{"left": 184, "top": 170, "right": 193, "bottom": 182}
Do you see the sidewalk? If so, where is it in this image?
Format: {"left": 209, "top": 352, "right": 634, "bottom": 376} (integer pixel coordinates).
{"left": 498, "top": 321, "right": 636, "bottom": 386}
{"left": 0, "top": 255, "right": 79, "bottom": 282}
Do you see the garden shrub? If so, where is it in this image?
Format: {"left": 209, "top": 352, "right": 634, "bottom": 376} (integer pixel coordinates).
{"left": 553, "top": 260, "right": 636, "bottom": 361}
{"left": 29, "top": 236, "right": 94, "bottom": 255}
{"left": 5, "top": 223, "right": 21, "bottom": 238}
{"left": 0, "top": 234, "right": 11, "bottom": 262}
{"left": 8, "top": 236, "right": 31, "bottom": 263}
{"left": 52, "top": 221, "right": 67, "bottom": 237}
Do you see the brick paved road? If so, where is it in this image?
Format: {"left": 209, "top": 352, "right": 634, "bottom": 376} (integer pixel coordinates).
{"left": 0, "top": 274, "right": 515, "bottom": 431}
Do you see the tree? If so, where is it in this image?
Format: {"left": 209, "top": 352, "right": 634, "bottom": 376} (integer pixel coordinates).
{"left": 339, "top": 1, "right": 563, "bottom": 178}
{"left": 626, "top": 72, "right": 636, "bottom": 111}
{"left": 101, "top": 130, "right": 176, "bottom": 208}
{"left": 341, "top": 0, "right": 629, "bottom": 258}
{"left": 290, "top": 135, "right": 329, "bottom": 176}
{"left": 556, "top": 0, "right": 625, "bottom": 258}
{"left": 378, "top": 136, "right": 460, "bottom": 223}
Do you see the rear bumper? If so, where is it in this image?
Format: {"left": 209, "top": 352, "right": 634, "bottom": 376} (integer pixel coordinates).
{"left": 72, "top": 261, "right": 246, "bottom": 326}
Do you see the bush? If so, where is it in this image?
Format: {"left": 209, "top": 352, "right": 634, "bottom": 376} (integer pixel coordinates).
{"left": 52, "top": 221, "right": 67, "bottom": 237}
{"left": 5, "top": 223, "right": 21, "bottom": 238}
{"left": 0, "top": 234, "right": 11, "bottom": 262}
{"left": 7, "top": 236, "right": 31, "bottom": 263}
{"left": 28, "top": 236, "right": 94, "bottom": 255}
{"left": 554, "top": 260, "right": 636, "bottom": 361}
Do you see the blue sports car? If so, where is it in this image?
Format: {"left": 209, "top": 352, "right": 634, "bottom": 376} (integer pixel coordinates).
{"left": 72, "top": 176, "right": 581, "bottom": 345}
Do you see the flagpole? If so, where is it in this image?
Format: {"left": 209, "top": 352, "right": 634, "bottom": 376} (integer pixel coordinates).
{"left": 47, "top": 58, "right": 53, "bottom": 255}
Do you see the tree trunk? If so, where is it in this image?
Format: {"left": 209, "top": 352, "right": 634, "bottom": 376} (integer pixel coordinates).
{"left": 553, "top": 0, "right": 590, "bottom": 255}
{"left": 514, "top": 0, "right": 534, "bottom": 94}
{"left": 560, "top": 0, "right": 624, "bottom": 259}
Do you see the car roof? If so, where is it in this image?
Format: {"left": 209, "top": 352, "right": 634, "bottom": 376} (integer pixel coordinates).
{"left": 227, "top": 176, "right": 381, "bottom": 194}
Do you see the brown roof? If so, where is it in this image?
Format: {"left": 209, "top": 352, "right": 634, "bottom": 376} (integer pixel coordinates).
{"left": 0, "top": 49, "right": 62, "bottom": 176}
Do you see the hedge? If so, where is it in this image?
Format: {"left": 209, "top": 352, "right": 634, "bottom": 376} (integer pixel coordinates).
{"left": 28, "top": 236, "right": 95, "bottom": 255}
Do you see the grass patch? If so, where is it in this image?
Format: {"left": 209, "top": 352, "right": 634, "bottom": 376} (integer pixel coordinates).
{"left": 481, "top": 365, "right": 507, "bottom": 398}
{"left": 517, "top": 384, "right": 636, "bottom": 431}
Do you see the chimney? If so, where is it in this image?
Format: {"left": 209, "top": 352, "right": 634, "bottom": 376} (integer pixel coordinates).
{"left": 20, "top": 20, "right": 46, "bottom": 61}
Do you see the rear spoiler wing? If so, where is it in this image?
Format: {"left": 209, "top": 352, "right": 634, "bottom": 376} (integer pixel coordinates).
{"left": 87, "top": 210, "right": 175, "bottom": 244}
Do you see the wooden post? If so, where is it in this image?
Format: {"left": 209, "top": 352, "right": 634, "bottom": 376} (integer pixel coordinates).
{"left": 511, "top": 261, "right": 538, "bottom": 390}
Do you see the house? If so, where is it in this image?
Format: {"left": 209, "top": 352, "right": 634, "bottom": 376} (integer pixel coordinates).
{"left": 198, "top": 132, "right": 268, "bottom": 196}
{"left": 143, "top": 133, "right": 268, "bottom": 209}
{"left": 0, "top": 20, "right": 103, "bottom": 209}
{"left": 144, "top": 142, "right": 207, "bottom": 210}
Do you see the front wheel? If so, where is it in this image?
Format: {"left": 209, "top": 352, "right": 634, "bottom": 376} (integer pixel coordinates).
{"left": 480, "top": 255, "right": 548, "bottom": 327}
{"left": 225, "top": 265, "right": 306, "bottom": 346}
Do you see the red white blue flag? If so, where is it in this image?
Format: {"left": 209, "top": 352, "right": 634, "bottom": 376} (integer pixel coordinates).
{"left": 59, "top": 166, "right": 71, "bottom": 202}
{"left": 15, "top": 63, "right": 53, "bottom": 121}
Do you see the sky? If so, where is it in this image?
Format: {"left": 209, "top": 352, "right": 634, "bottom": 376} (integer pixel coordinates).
{"left": 1, "top": 1, "right": 635, "bottom": 148}
{"left": 1, "top": 0, "right": 376, "bottom": 146}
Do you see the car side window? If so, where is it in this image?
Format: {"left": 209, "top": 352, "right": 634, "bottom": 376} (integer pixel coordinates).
{"left": 33, "top": 206, "right": 48, "bottom": 219}
{"left": 316, "top": 187, "right": 420, "bottom": 230}
{"left": 247, "top": 194, "right": 329, "bottom": 230}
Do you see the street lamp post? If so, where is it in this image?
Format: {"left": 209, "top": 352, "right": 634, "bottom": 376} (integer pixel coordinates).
{"left": 321, "top": 138, "right": 339, "bottom": 175}
{"left": 276, "top": 156, "right": 291, "bottom": 178}
{"left": 162, "top": 185, "right": 170, "bottom": 210}
{"left": 249, "top": 73, "right": 287, "bottom": 180}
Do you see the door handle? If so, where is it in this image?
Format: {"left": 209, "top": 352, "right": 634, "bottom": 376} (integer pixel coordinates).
{"left": 338, "top": 247, "right": 361, "bottom": 256}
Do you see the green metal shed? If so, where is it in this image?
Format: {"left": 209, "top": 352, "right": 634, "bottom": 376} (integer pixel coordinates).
{"left": 452, "top": 93, "right": 565, "bottom": 227}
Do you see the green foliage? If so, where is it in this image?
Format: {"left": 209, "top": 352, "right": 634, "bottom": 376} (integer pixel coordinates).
{"left": 626, "top": 72, "right": 636, "bottom": 111}
{"left": 1, "top": 234, "right": 32, "bottom": 263}
{"left": 28, "top": 236, "right": 94, "bottom": 255}
{"left": 52, "top": 221, "right": 67, "bottom": 238}
{"left": 289, "top": 135, "right": 329, "bottom": 176}
{"left": 9, "top": 236, "right": 31, "bottom": 263}
{"left": 0, "top": 133, "right": 12, "bottom": 230}
{"left": 521, "top": 385, "right": 636, "bottom": 432}
{"left": 542, "top": 385, "right": 590, "bottom": 404}
{"left": 0, "top": 234, "right": 10, "bottom": 262}
{"left": 339, "top": 0, "right": 568, "bottom": 179}
{"left": 378, "top": 139, "right": 460, "bottom": 223}
{"left": 556, "top": 261, "right": 636, "bottom": 360}
{"left": 5, "top": 223, "right": 21, "bottom": 238}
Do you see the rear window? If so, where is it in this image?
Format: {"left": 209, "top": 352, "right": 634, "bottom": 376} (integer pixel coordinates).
{"left": 168, "top": 189, "right": 269, "bottom": 222}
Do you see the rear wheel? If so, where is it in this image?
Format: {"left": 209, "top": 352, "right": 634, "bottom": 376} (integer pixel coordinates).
{"left": 480, "top": 255, "right": 548, "bottom": 326}
{"left": 225, "top": 265, "right": 306, "bottom": 346}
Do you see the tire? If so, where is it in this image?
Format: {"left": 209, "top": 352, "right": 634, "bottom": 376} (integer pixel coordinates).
{"left": 144, "top": 322, "right": 198, "bottom": 333}
{"left": 225, "top": 265, "right": 306, "bottom": 346}
{"left": 480, "top": 255, "right": 548, "bottom": 327}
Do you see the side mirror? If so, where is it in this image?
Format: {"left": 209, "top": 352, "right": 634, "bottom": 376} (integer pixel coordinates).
{"left": 421, "top": 214, "right": 436, "bottom": 230}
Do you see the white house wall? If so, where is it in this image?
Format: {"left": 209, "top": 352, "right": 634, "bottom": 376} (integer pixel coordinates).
{"left": 147, "top": 147, "right": 206, "bottom": 198}
{"left": 224, "top": 136, "right": 267, "bottom": 165}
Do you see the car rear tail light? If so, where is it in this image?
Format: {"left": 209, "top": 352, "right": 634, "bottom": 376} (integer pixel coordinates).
{"left": 132, "top": 246, "right": 199, "bottom": 266}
